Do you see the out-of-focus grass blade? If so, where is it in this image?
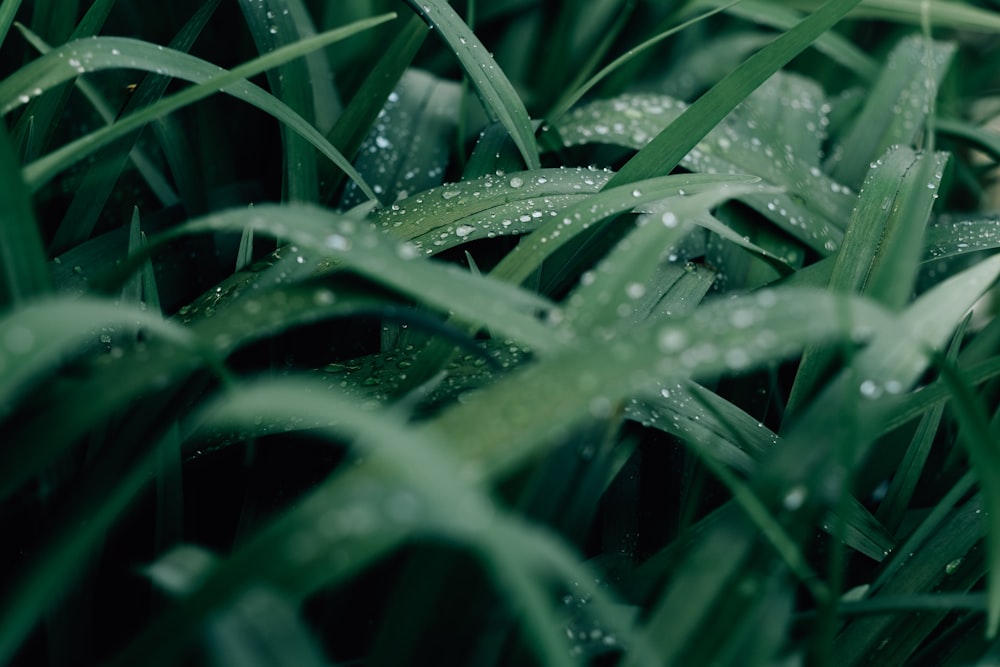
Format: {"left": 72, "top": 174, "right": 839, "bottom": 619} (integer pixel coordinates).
{"left": 27, "top": 1, "right": 217, "bottom": 252}
{"left": 340, "top": 69, "right": 460, "bottom": 208}
{"left": 0, "top": 297, "right": 202, "bottom": 424}
{"left": 691, "top": 0, "right": 878, "bottom": 81}
{"left": 787, "top": 0, "right": 1000, "bottom": 32}
{"left": 403, "top": 0, "right": 540, "bottom": 170}
{"left": 827, "top": 36, "right": 955, "bottom": 188}
{"left": 235, "top": 224, "right": 254, "bottom": 273}
{"left": 937, "top": 117, "right": 1000, "bottom": 164}
{"left": 0, "top": 124, "right": 50, "bottom": 307}
{"left": 0, "top": 0, "right": 23, "bottom": 48}
{"left": 605, "top": 0, "right": 864, "bottom": 187}
{"left": 0, "top": 426, "right": 182, "bottom": 666}
{"left": 563, "top": 185, "right": 761, "bottom": 332}
{"left": 6, "top": 18, "right": 396, "bottom": 199}
{"left": 239, "top": 0, "right": 320, "bottom": 203}
{"left": 107, "top": 378, "right": 635, "bottom": 667}
{"left": 322, "top": 14, "right": 428, "bottom": 201}
{"left": 203, "top": 586, "right": 328, "bottom": 667}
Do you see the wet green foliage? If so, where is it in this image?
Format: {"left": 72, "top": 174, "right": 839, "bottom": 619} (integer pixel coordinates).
{"left": 3, "top": 1, "right": 1000, "bottom": 665}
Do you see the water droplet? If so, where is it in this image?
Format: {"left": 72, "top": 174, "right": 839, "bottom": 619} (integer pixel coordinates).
{"left": 625, "top": 282, "right": 645, "bottom": 299}
{"left": 783, "top": 485, "right": 807, "bottom": 511}
{"left": 509, "top": 176, "right": 524, "bottom": 188}
{"left": 859, "top": 379, "right": 883, "bottom": 399}
{"left": 325, "top": 234, "right": 351, "bottom": 251}
{"left": 661, "top": 212, "right": 678, "bottom": 228}
{"left": 455, "top": 225, "right": 475, "bottom": 238}
{"left": 658, "top": 328, "right": 688, "bottom": 352}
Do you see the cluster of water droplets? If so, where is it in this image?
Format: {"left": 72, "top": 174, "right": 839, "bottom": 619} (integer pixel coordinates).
{"left": 372, "top": 167, "right": 611, "bottom": 254}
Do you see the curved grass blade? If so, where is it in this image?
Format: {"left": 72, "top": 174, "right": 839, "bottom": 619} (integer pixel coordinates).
{"left": 371, "top": 167, "right": 611, "bottom": 251}
{"left": 16, "top": 2, "right": 218, "bottom": 252}
{"left": 606, "top": 0, "right": 864, "bottom": 187}
{"left": 925, "top": 217, "right": 1000, "bottom": 261}
{"left": 141, "top": 204, "right": 562, "bottom": 352}
{"left": 5, "top": 18, "right": 396, "bottom": 199}
{"left": 404, "top": 0, "right": 540, "bottom": 170}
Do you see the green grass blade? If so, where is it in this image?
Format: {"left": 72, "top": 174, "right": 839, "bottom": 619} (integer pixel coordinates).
{"left": 0, "top": 0, "right": 22, "bottom": 48}
{"left": 372, "top": 166, "right": 610, "bottom": 250}
{"left": 239, "top": 0, "right": 319, "bottom": 202}
{"left": 786, "top": 147, "right": 948, "bottom": 414}
{"left": 605, "top": 0, "right": 864, "bottom": 187}
{"left": 545, "top": 0, "right": 742, "bottom": 122}
{"left": 827, "top": 36, "right": 955, "bottom": 188}
{"left": 24, "top": 1, "right": 218, "bottom": 252}
{"left": 8, "top": 18, "right": 396, "bottom": 199}
{"left": 340, "top": 69, "right": 460, "bottom": 208}
{"left": 0, "top": 123, "right": 50, "bottom": 306}
{"left": 322, "top": 14, "right": 428, "bottom": 201}
{"left": 143, "top": 204, "right": 562, "bottom": 352}
{"left": 404, "top": 0, "right": 540, "bottom": 170}
{"left": 489, "top": 173, "right": 759, "bottom": 286}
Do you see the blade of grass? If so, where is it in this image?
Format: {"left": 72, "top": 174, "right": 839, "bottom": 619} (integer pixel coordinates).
{"left": 605, "top": 0, "right": 864, "bottom": 187}
{"left": 404, "top": 0, "right": 540, "bottom": 170}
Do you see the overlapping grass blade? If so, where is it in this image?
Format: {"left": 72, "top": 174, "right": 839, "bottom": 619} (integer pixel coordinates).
{"left": 787, "top": 146, "right": 948, "bottom": 414}
{"left": 340, "top": 69, "right": 460, "bottom": 208}
{"left": 606, "top": 0, "right": 864, "bottom": 187}
{"left": 105, "top": 378, "right": 646, "bottom": 667}
{"left": 0, "top": 0, "right": 22, "bottom": 48}
{"left": 140, "top": 204, "right": 562, "bottom": 352}
{"left": 4, "top": 17, "right": 396, "bottom": 199}
{"left": 372, "top": 167, "right": 611, "bottom": 251}
{"left": 403, "top": 0, "right": 540, "bottom": 170}
{"left": 489, "top": 173, "right": 760, "bottom": 286}
{"left": 691, "top": 0, "right": 878, "bottom": 81}
{"left": 556, "top": 82, "right": 853, "bottom": 255}
{"left": 827, "top": 36, "right": 955, "bottom": 188}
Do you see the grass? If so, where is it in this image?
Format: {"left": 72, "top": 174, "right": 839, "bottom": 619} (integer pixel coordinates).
{"left": 2, "top": 0, "right": 1000, "bottom": 665}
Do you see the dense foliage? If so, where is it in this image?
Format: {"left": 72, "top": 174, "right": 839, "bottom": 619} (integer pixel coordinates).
{"left": 4, "top": 0, "right": 1000, "bottom": 665}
